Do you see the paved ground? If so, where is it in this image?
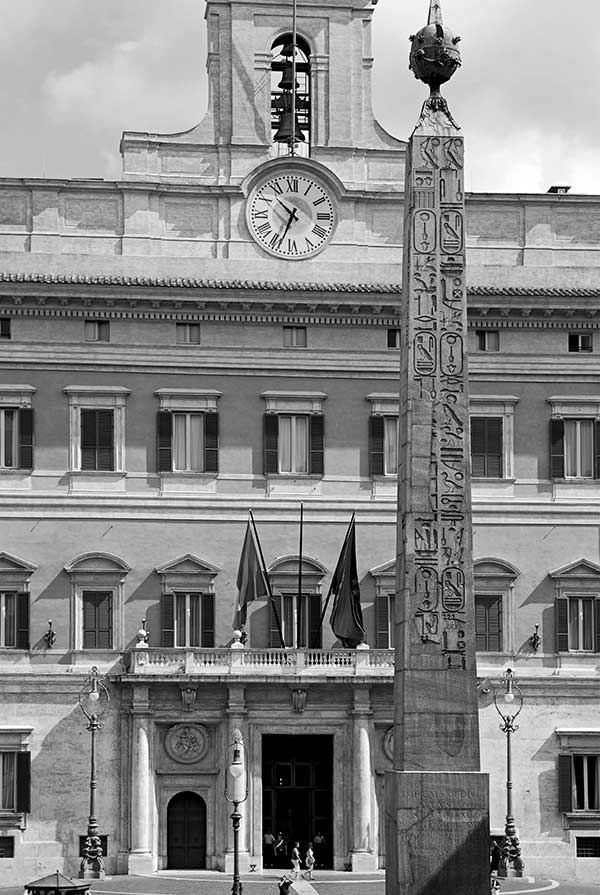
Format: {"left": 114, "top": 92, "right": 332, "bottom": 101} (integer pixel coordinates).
{"left": 3, "top": 872, "right": 600, "bottom": 895}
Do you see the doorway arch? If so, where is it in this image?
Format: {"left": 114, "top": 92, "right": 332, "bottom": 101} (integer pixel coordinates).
{"left": 167, "top": 791, "right": 206, "bottom": 869}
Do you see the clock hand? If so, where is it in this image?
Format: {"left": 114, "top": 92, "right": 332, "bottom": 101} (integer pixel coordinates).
{"left": 278, "top": 209, "right": 297, "bottom": 245}
{"left": 277, "top": 198, "right": 299, "bottom": 222}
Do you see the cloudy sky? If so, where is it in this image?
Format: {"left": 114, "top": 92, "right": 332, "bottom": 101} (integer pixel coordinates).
{"left": 1, "top": 0, "right": 598, "bottom": 194}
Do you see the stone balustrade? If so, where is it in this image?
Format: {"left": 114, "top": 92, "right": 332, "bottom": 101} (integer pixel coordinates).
{"left": 126, "top": 647, "right": 395, "bottom": 678}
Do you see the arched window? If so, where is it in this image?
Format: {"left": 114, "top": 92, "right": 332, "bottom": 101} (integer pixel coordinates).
{"left": 271, "top": 33, "right": 311, "bottom": 157}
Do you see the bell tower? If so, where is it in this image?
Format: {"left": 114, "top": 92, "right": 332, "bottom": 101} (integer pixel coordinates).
{"left": 121, "top": 0, "right": 404, "bottom": 186}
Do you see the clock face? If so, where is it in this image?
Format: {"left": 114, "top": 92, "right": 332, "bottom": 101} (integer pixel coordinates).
{"left": 247, "top": 173, "right": 336, "bottom": 259}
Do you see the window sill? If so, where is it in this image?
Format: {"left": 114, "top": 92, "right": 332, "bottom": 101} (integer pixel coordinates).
{"left": 0, "top": 811, "right": 26, "bottom": 832}
{"left": 160, "top": 472, "right": 218, "bottom": 493}
{"left": 0, "top": 470, "right": 32, "bottom": 491}
{"left": 68, "top": 471, "right": 126, "bottom": 493}
{"left": 564, "top": 812, "right": 600, "bottom": 830}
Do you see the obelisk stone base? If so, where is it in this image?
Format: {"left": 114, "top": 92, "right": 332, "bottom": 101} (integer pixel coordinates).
{"left": 385, "top": 771, "right": 489, "bottom": 895}
{"left": 127, "top": 852, "right": 154, "bottom": 875}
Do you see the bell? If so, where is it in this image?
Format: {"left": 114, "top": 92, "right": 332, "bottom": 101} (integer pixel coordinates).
{"left": 278, "top": 61, "right": 299, "bottom": 93}
{"left": 274, "top": 110, "right": 305, "bottom": 144}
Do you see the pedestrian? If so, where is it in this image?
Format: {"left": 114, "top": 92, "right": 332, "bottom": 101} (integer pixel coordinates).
{"left": 291, "top": 841, "right": 301, "bottom": 878}
{"left": 304, "top": 842, "right": 315, "bottom": 880}
{"left": 278, "top": 876, "right": 292, "bottom": 895}
{"left": 263, "top": 829, "right": 275, "bottom": 868}
{"left": 274, "top": 831, "right": 287, "bottom": 867}
{"left": 313, "top": 830, "right": 325, "bottom": 867}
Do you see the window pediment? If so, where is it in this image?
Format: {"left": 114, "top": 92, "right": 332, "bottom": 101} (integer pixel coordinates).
{"left": 370, "top": 559, "right": 396, "bottom": 594}
{"left": 155, "top": 554, "right": 220, "bottom": 592}
{"left": 549, "top": 558, "right": 600, "bottom": 581}
{"left": 268, "top": 555, "right": 327, "bottom": 591}
{"left": 261, "top": 391, "right": 326, "bottom": 414}
{"left": 65, "top": 552, "right": 131, "bottom": 581}
{"left": 365, "top": 394, "right": 399, "bottom": 415}
{"left": 474, "top": 558, "right": 519, "bottom": 580}
{"left": 0, "top": 552, "right": 37, "bottom": 588}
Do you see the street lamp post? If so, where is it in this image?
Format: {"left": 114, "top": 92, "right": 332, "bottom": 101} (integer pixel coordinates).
{"left": 78, "top": 666, "right": 109, "bottom": 880}
{"left": 493, "top": 667, "right": 524, "bottom": 879}
{"left": 224, "top": 729, "right": 248, "bottom": 895}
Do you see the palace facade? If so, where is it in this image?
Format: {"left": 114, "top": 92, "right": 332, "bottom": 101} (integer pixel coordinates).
{"left": 1, "top": 0, "right": 600, "bottom": 885}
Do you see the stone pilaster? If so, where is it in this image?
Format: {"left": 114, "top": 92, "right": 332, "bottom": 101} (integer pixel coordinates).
{"left": 128, "top": 686, "right": 154, "bottom": 875}
{"left": 350, "top": 687, "right": 377, "bottom": 872}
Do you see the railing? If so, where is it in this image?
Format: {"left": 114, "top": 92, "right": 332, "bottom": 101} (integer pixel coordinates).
{"left": 127, "top": 647, "right": 395, "bottom": 677}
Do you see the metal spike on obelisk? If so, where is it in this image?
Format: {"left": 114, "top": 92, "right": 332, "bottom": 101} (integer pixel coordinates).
{"left": 385, "top": 1, "right": 491, "bottom": 893}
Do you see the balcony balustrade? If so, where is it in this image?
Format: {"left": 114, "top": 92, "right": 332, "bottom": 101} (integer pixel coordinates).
{"left": 126, "top": 647, "right": 395, "bottom": 678}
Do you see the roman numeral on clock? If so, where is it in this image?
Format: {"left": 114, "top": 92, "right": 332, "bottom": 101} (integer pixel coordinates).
{"left": 286, "top": 178, "right": 299, "bottom": 192}
{"left": 312, "top": 224, "right": 327, "bottom": 238}
{"left": 256, "top": 222, "right": 271, "bottom": 236}
{"left": 313, "top": 196, "right": 326, "bottom": 206}
{"left": 271, "top": 181, "right": 284, "bottom": 195}
{"left": 317, "top": 213, "right": 331, "bottom": 221}
{"left": 253, "top": 210, "right": 268, "bottom": 219}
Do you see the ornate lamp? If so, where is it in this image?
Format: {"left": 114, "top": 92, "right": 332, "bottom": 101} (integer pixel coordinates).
{"left": 225, "top": 730, "right": 248, "bottom": 895}
{"left": 493, "top": 668, "right": 525, "bottom": 878}
{"left": 78, "top": 667, "right": 109, "bottom": 879}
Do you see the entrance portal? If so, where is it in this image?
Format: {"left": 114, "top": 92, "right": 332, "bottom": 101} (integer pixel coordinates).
{"left": 262, "top": 734, "right": 333, "bottom": 869}
{"left": 167, "top": 791, "right": 206, "bottom": 869}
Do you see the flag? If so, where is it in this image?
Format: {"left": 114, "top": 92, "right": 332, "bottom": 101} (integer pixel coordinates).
{"left": 233, "top": 520, "right": 270, "bottom": 630}
{"left": 329, "top": 516, "right": 366, "bottom": 648}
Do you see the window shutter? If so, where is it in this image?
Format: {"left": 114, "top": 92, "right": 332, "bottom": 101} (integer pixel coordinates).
{"left": 264, "top": 414, "right": 278, "bottom": 474}
{"left": 557, "top": 754, "right": 573, "bottom": 813}
{"left": 309, "top": 414, "right": 324, "bottom": 475}
{"left": 97, "top": 410, "right": 114, "bottom": 471}
{"left": 556, "top": 597, "right": 569, "bottom": 652}
{"left": 369, "top": 416, "right": 385, "bottom": 477}
{"left": 161, "top": 592, "right": 175, "bottom": 647}
{"left": 595, "top": 421, "right": 600, "bottom": 480}
{"left": 16, "top": 592, "right": 29, "bottom": 650}
{"left": 18, "top": 408, "right": 33, "bottom": 469}
{"left": 16, "top": 752, "right": 31, "bottom": 813}
{"left": 81, "top": 409, "right": 97, "bottom": 470}
{"left": 204, "top": 412, "right": 219, "bottom": 473}
{"left": 375, "top": 592, "right": 390, "bottom": 649}
{"left": 157, "top": 411, "right": 173, "bottom": 472}
{"left": 201, "top": 593, "right": 215, "bottom": 647}
{"left": 308, "top": 594, "right": 321, "bottom": 649}
{"left": 486, "top": 418, "right": 503, "bottom": 478}
{"left": 83, "top": 594, "right": 97, "bottom": 648}
{"left": 470, "top": 418, "right": 486, "bottom": 478}
{"left": 475, "top": 597, "right": 487, "bottom": 651}
{"left": 96, "top": 593, "right": 112, "bottom": 649}
{"left": 269, "top": 594, "right": 283, "bottom": 647}
{"left": 487, "top": 595, "right": 502, "bottom": 652}
{"left": 595, "top": 599, "right": 600, "bottom": 654}
{"left": 550, "top": 419, "right": 565, "bottom": 479}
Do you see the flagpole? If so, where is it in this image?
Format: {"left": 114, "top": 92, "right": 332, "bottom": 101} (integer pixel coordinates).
{"left": 249, "top": 509, "right": 286, "bottom": 649}
{"left": 312, "top": 512, "right": 355, "bottom": 648}
{"left": 296, "top": 503, "right": 304, "bottom": 644}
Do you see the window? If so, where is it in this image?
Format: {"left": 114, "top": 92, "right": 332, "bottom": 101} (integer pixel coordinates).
{"left": 156, "top": 553, "right": 219, "bottom": 647}
{"left": 283, "top": 326, "right": 307, "bottom": 348}
{"left": 0, "top": 408, "right": 33, "bottom": 470}
{"left": 0, "top": 592, "right": 29, "bottom": 649}
{"left": 471, "top": 417, "right": 503, "bottom": 478}
{"left": 476, "top": 329, "right": 499, "bottom": 352}
{"left": 470, "top": 397, "right": 518, "bottom": 480}
{"left": 369, "top": 416, "right": 398, "bottom": 476}
{"left": 556, "top": 595, "right": 599, "bottom": 652}
{"left": 64, "top": 551, "right": 130, "bottom": 651}
{"left": 0, "top": 837, "right": 15, "bottom": 858}
{"left": 155, "top": 390, "right": 221, "bottom": 476}
{"left": 176, "top": 323, "right": 200, "bottom": 344}
{"left": 0, "top": 749, "right": 30, "bottom": 814}
{"left": 577, "top": 837, "right": 600, "bottom": 858}
{"left": 269, "top": 593, "right": 321, "bottom": 648}
{"left": 262, "top": 392, "right": 326, "bottom": 477}
{"left": 82, "top": 590, "right": 113, "bottom": 649}
{"left": 0, "top": 319, "right": 10, "bottom": 340}
{"left": 569, "top": 333, "right": 592, "bottom": 353}
{"left": 387, "top": 328, "right": 401, "bottom": 350}
{"left": 375, "top": 593, "right": 395, "bottom": 649}
{"left": 475, "top": 594, "right": 503, "bottom": 651}
{"left": 65, "top": 387, "right": 129, "bottom": 475}
{"left": 548, "top": 398, "right": 600, "bottom": 481}
{"left": 84, "top": 320, "right": 109, "bottom": 342}
{"left": 161, "top": 591, "right": 214, "bottom": 648}
{"left": 559, "top": 753, "right": 600, "bottom": 813}
{"left": 81, "top": 409, "right": 114, "bottom": 471}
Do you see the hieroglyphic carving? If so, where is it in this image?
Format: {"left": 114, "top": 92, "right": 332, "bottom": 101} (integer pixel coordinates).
{"left": 404, "top": 129, "right": 471, "bottom": 670}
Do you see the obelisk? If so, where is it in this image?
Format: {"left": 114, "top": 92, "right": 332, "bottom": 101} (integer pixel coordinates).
{"left": 385, "top": 3, "right": 490, "bottom": 893}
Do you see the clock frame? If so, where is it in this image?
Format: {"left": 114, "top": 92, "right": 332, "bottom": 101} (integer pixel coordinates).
{"left": 246, "top": 171, "right": 336, "bottom": 259}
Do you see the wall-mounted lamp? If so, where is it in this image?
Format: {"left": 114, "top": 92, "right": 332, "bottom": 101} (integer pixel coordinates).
{"left": 180, "top": 686, "right": 197, "bottom": 711}
{"left": 44, "top": 619, "right": 56, "bottom": 648}
{"left": 529, "top": 624, "right": 540, "bottom": 652}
